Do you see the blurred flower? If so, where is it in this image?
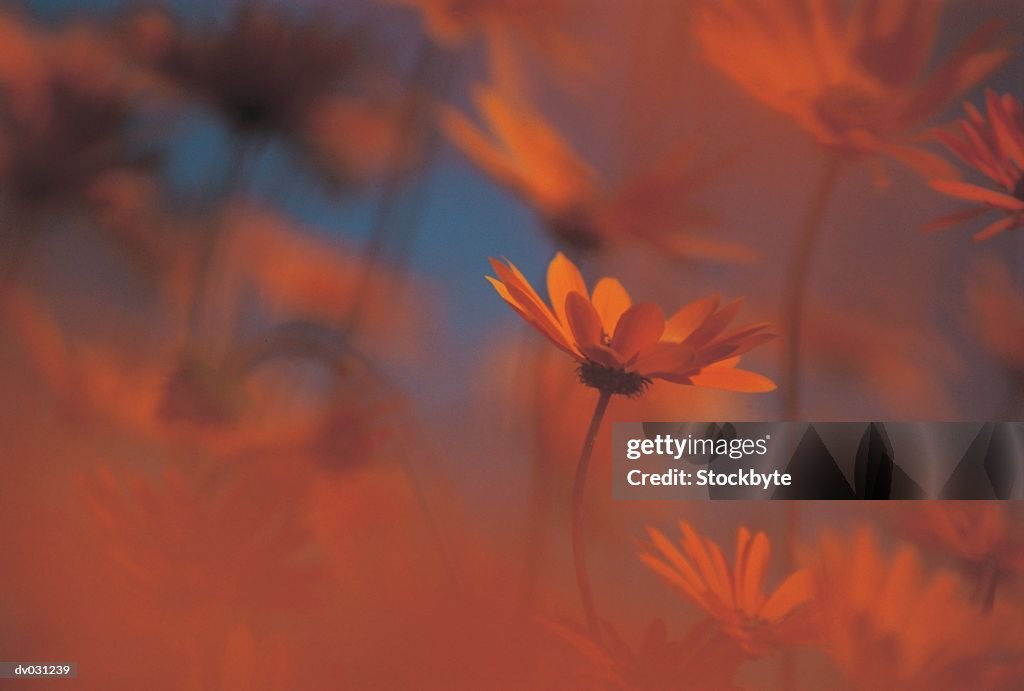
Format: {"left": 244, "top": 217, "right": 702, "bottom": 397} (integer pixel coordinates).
{"left": 487, "top": 252, "right": 775, "bottom": 396}
{"left": 0, "top": 285, "right": 389, "bottom": 465}
{"left": 965, "top": 254, "right": 1024, "bottom": 372}
{"left": 386, "top": 0, "right": 584, "bottom": 74}
{"left": 124, "top": 6, "right": 396, "bottom": 190}
{"left": 209, "top": 204, "right": 428, "bottom": 361}
{"left": 803, "top": 304, "right": 965, "bottom": 418}
{"left": 159, "top": 353, "right": 247, "bottom": 427}
{"left": 184, "top": 624, "right": 293, "bottom": 691}
{"left": 812, "top": 528, "right": 1004, "bottom": 689}
{"left": 640, "top": 521, "right": 815, "bottom": 655}
{"left": 550, "top": 618, "right": 747, "bottom": 691}
{"left": 82, "top": 462, "right": 324, "bottom": 611}
{"left": 929, "top": 90, "right": 1024, "bottom": 241}
{"left": 696, "top": 0, "right": 1007, "bottom": 180}
{"left": 0, "top": 14, "right": 156, "bottom": 229}
{"left": 898, "top": 502, "right": 1024, "bottom": 609}
{"left": 445, "top": 83, "right": 754, "bottom": 261}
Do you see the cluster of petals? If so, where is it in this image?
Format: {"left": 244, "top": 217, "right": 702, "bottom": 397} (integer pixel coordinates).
{"left": 640, "top": 521, "right": 814, "bottom": 655}
{"left": 487, "top": 253, "right": 775, "bottom": 393}
{"left": 930, "top": 90, "right": 1024, "bottom": 240}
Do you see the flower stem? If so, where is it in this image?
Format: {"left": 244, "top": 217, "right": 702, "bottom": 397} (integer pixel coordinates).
{"left": 572, "top": 387, "right": 612, "bottom": 645}
{"left": 186, "top": 141, "right": 252, "bottom": 345}
{"left": 974, "top": 565, "right": 998, "bottom": 613}
{"left": 781, "top": 155, "right": 842, "bottom": 421}
{"left": 779, "top": 155, "right": 840, "bottom": 690}
{"left": 0, "top": 221, "right": 32, "bottom": 298}
{"left": 342, "top": 36, "right": 454, "bottom": 337}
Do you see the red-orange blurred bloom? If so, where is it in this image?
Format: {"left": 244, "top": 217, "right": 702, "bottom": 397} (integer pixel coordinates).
{"left": 83, "top": 462, "right": 324, "bottom": 611}
{"left": 640, "top": 521, "right": 815, "bottom": 655}
{"left": 0, "top": 14, "right": 155, "bottom": 230}
{"left": 447, "top": 84, "right": 754, "bottom": 262}
{"left": 551, "top": 617, "right": 747, "bottom": 691}
{"left": 929, "top": 90, "right": 1024, "bottom": 241}
{"left": 966, "top": 255, "right": 1024, "bottom": 372}
{"left": 899, "top": 502, "right": 1024, "bottom": 608}
{"left": 487, "top": 252, "right": 775, "bottom": 396}
{"left": 124, "top": 6, "right": 395, "bottom": 191}
{"left": 813, "top": 528, "right": 1004, "bottom": 689}
{"left": 804, "top": 304, "right": 965, "bottom": 418}
{"left": 386, "top": 0, "right": 583, "bottom": 73}
{"left": 696, "top": 0, "right": 1007, "bottom": 180}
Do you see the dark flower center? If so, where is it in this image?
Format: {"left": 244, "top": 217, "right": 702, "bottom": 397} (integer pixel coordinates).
{"left": 813, "top": 84, "right": 885, "bottom": 138}
{"left": 1013, "top": 174, "right": 1024, "bottom": 202}
{"left": 549, "top": 208, "right": 604, "bottom": 254}
{"left": 159, "top": 357, "right": 244, "bottom": 426}
{"left": 230, "top": 96, "right": 277, "bottom": 131}
{"left": 577, "top": 360, "right": 651, "bottom": 397}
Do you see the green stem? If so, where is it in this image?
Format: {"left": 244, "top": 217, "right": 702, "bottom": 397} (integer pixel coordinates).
{"left": 571, "top": 387, "right": 612, "bottom": 645}
{"left": 781, "top": 156, "right": 842, "bottom": 421}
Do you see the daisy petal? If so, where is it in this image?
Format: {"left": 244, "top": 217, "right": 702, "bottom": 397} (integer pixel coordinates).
{"left": 610, "top": 302, "right": 665, "bottom": 362}
{"left": 973, "top": 215, "right": 1018, "bottom": 242}
{"left": 664, "top": 294, "right": 720, "bottom": 342}
{"left": 632, "top": 342, "right": 695, "bottom": 378}
{"left": 547, "top": 251, "right": 588, "bottom": 329}
{"left": 759, "top": 568, "right": 814, "bottom": 623}
{"left": 930, "top": 180, "right": 1024, "bottom": 211}
{"left": 740, "top": 531, "right": 770, "bottom": 617}
{"left": 591, "top": 277, "right": 632, "bottom": 336}
{"left": 690, "top": 366, "right": 777, "bottom": 392}
{"left": 565, "top": 291, "right": 604, "bottom": 351}
{"left": 921, "top": 206, "right": 990, "bottom": 233}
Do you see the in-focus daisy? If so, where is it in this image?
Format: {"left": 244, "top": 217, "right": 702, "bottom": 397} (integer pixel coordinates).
{"left": 640, "top": 521, "right": 815, "bottom": 655}
{"left": 487, "top": 252, "right": 775, "bottom": 397}
{"left": 929, "top": 90, "right": 1024, "bottom": 241}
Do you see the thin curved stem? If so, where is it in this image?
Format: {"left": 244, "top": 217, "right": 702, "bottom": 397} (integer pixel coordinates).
{"left": 571, "top": 387, "right": 612, "bottom": 645}
{"left": 0, "top": 222, "right": 33, "bottom": 298}
{"left": 781, "top": 155, "right": 842, "bottom": 421}
{"left": 779, "top": 155, "right": 840, "bottom": 690}
{"left": 186, "top": 141, "right": 252, "bottom": 345}
{"left": 342, "top": 37, "right": 454, "bottom": 336}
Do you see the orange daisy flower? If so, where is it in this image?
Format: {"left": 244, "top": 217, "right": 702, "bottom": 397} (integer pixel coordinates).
{"left": 639, "top": 521, "right": 815, "bottom": 655}
{"left": 899, "top": 502, "right": 1024, "bottom": 608}
{"left": 83, "top": 462, "right": 324, "bottom": 611}
{"left": 446, "top": 84, "right": 754, "bottom": 262}
{"left": 929, "top": 90, "right": 1024, "bottom": 241}
{"left": 123, "top": 6, "right": 397, "bottom": 191}
{"left": 487, "top": 253, "right": 775, "bottom": 396}
{"left": 966, "top": 255, "right": 1024, "bottom": 372}
{"left": 550, "top": 617, "right": 748, "bottom": 691}
{"left": 813, "top": 528, "right": 1005, "bottom": 689}
{"left": 385, "top": 0, "right": 583, "bottom": 73}
{"left": 0, "top": 14, "right": 155, "bottom": 227}
{"left": 696, "top": 0, "right": 1007, "bottom": 179}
